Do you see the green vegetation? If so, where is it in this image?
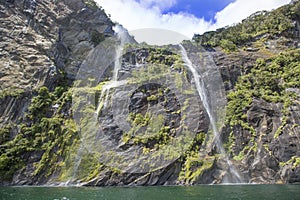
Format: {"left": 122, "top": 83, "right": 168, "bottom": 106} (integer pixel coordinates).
{"left": 225, "top": 49, "right": 300, "bottom": 159}
{"left": 0, "top": 84, "right": 79, "bottom": 181}
{"left": 129, "top": 47, "right": 189, "bottom": 94}
{"left": 233, "top": 144, "right": 257, "bottom": 161}
{"left": 0, "top": 124, "right": 11, "bottom": 145}
{"left": 178, "top": 132, "right": 215, "bottom": 184}
{"left": 123, "top": 47, "right": 192, "bottom": 150}
{"left": 123, "top": 112, "right": 171, "bottom": 148}
{"left": 130, "top": 64, "right": 171, "bottom": 84}
{"left": 227, "top": 49, "right": 300, "bottom": 122}
{"left": 193, "top": 1, "right": 300, "bottom": 51}
{"left": 72, "top": 152, "right": 103, "bottom": 182}
{"left": 91, "top": 31, "right": 105, "bottom": 47}
{"left": 220, "top": 39, "right": 238, "bottom": 52}
{"left": 147, "top": 48, "right": 182, "bottom": 66}
{"left": 84, "top": 0, "right": 99, "bottom": 9}
{"left": 279, "top": 156, "right": 300, "bottom": 169}
{"left": 179, "top": 155, "right": 214, "bottom": 184}
{"left": 1, "top": 0, "right": 299, "bottom": 183}
{"left": 0, "top": 88, "right": 25, "bottom": 100}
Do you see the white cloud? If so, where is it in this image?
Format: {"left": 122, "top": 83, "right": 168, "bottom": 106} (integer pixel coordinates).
{"left": 97, "top": 0, "right": 291, "bottom": 44}
{"left": 98, "top": 0, "right": 211, "bottom": 39}
{"left": 138, "top": 0, "right": 177, "bottom": 11}
{"left": 214, "top": 0, "right": 291, "bottom": 28}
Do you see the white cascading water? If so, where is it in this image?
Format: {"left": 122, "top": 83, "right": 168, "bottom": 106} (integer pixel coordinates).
{"left": 70, "top": 25, "right": 131, "bottom": 184}
{"left": 179, "top": 44, "right": 242, "bottom": 183}
{"left": 96, "top": 24, "right": 131, "bottom": 114}
{"left": 113, "top": 24, "right": 131, "bottom": 81}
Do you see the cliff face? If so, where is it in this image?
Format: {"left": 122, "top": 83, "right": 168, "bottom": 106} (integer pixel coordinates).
{"left": 213, "top": 48, "right": 300, "bottom": 184}
{"left": 0, "top": 0, "right": 299, "bottom": 185}
{"left": 0, "top": 0, "right": 115, "bottom": 185}
{"left": 0, "top": 0, "right": 114, "bottom": 122}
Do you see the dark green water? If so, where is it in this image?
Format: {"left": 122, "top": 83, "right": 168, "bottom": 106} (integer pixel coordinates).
{"left": 0, "top": 185, "right": 299, "bottom": 200}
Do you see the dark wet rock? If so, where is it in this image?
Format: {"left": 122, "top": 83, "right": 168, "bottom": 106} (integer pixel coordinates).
{"left": 0, "top": 0, "right": 299, "bottom": 186}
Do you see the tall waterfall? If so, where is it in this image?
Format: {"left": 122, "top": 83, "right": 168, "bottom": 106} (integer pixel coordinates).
{"left": 95, "top": 25, "right": 131, "bottom": 115}
{"left": 179, "top": 44, "right": 242, "bottom": 183}
{"left": 71, "top": 25, "right": 131, "bottom": 183}
{"left": 112, "top": 24, "right": 131, "bottom": 80}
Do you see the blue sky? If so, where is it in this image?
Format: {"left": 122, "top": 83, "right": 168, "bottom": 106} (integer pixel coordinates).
{"left": 163, "top": 0, "right": 236, "bottom": 22}
{"left": 98, "top": 0, "right": 290, "bottom": 44}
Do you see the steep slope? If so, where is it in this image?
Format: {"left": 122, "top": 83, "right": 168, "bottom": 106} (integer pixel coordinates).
{"left": 193, "top": 1, "right": 300, "bottom": 183}
{"left": 0, "top": 0, "right": 299, "bottom": 185}
{"left": 0, "top": 0, "right": 114, "bottom": 124}
{"left": 0, "top": 0, "right": 115, "bottom": 185}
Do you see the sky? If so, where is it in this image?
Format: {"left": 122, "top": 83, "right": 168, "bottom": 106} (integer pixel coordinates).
{"left": 97, "top": 0, "right": 291, "bottom": 44}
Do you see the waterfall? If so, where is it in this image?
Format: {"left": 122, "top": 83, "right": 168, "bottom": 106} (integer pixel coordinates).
{"left": 95, "top": 25, "right": 131, "bottom": 114}
{"left": 95, "top": 80, "right": 127, "bottom": 115}
{"left": 68, "top": 143, "right": 85, "bottom": 186}
{"left": 71, "top": 25, "right": 131, "bottom": 183}
{"left": 179, "top": 44, "right": 243, "bottom": 183}
{"left": 112, "top": 24, "right": 132, "bottom": 80}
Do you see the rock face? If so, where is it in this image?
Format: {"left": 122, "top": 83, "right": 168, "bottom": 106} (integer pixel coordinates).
{"left": 211, "top": 46, "right": 300, "bottom": 184}
{"left": 71, "top": 46, "right": 210, "bottom": 186}
{"left": 0, "top": 0, "right": 116, "bottom": 185}
{"left": 0, "top": 0, "right": 114, "bottom": 124}
{"left": 221, "top": 96, "right": 300, "bottom": 184}
{"left": 0, "top": 0, "right": 299, "bottom": 186}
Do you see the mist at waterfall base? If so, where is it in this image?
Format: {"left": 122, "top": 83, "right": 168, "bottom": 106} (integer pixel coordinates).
{"left": 1, "top": 185, "right": 299, "bottom": 200}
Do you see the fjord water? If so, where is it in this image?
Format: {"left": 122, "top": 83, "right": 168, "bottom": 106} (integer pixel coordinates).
{"left": 1, "top": 185, "right": 299, "bottom": 200}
